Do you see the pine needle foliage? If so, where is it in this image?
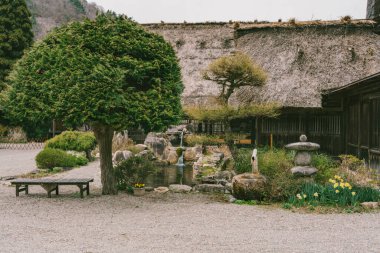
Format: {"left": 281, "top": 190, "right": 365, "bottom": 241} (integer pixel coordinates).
{"left": 202, "top": 52, "right": 267, "bottom": 104}
{"left": 0, "top": 0, "right": 33, "bottom": 89}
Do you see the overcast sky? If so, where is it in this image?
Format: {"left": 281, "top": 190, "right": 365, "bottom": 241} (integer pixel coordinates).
{"left": 89, "top": 0, "right": 367, "bottom": 23}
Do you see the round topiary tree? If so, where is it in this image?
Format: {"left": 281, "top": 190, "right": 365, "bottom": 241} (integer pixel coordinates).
{"left": 5, "top": 14, "right": 183, "bottom": 194}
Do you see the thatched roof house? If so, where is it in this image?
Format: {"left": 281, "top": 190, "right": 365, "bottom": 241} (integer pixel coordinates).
{"left": 145, "top": 19, "right": 380, "bottom": 108}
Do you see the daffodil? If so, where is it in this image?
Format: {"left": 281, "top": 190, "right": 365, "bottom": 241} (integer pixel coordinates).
{"left": 340, "top": 183, "right": 345, "bottom": 188}
{"left": 335, "top": 190, "right": 340, "bottom": 193}
{"left": 352, "top": 192, "right": 356, "bottom": 196}
{"left": 345, "top": 182, "right": 351, "bottom": 188}
{"left": 296, "top": 194, "right": 302, "bottom": 200}
{"left": 334, "top": 175, "right": 341, "bottom": 180}
{"left": 334, "top": 183, "right": 339, "bottom": 188}
{"left": 303, "top": 194, "right": 307, "bottom": 198}
{"left": 313, "top": 192, "right": 319, "bottom": 197}
{"left": 329, "top": 179, "right": 336, "bottom": 184}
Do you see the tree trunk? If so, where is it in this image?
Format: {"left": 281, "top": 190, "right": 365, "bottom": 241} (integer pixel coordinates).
{"left": 93, "top": 124, "right": 117, "bottom": 195}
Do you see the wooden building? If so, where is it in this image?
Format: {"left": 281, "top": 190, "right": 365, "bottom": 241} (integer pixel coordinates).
{"left": 322, "top": 72, "right": 380, "bottom": 170}
{"left": 193, "top": 72, "right": 380, "bottom": 171}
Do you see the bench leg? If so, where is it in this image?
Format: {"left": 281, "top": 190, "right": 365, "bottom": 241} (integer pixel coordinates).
{"left": 15, "top": 184, "right": 28, "bottom": 196}
{"left": 86, "top": 183, "right": 90, "bottom": 195}
{"left": 56, "top": 185, "right": 59, "bottom": 195}
{"left": 16, "top": 184, "right": 20, "bottom": 197}
{"left": 78, "top": 185, "right": 84, "bottom": 198}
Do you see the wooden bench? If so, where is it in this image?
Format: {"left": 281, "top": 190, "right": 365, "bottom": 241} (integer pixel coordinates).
{"left": 11, "top": 178, "right": 94, "bottom": 198}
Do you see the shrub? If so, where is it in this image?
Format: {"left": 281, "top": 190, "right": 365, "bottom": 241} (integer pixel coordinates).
{"left": 114, "top": 156, "right": 156, "bottom": 190}
{"left": 0, "top": 124, "right": 8, "bottom": 137}
{"left": 46, "top": 131, "right": 96, "bottom": 156}
{"left": 311, "top": 153, "right": 339, "bottom": 184}
{"left": 36, "top": 148, "right": 88, "bottom": 170}
{"left": 233, "top": 148, "right": 252, "bottom": 174}
{"left": 184, "top": 134, "right": 225, "bottom": 147}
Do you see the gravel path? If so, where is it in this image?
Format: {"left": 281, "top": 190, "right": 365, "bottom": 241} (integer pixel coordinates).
{"left": 0, "top": 153, "right": 379, "bottom": 252}
{"left": 0, "top": 182, "right": 379, "bottom": 253}
{"left": 0, "top": 149, "right": 41, "bottom": 178}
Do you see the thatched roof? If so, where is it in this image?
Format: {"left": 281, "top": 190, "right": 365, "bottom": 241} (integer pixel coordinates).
{"left": 145, "top": 19, "right": 380, "bottom": 108}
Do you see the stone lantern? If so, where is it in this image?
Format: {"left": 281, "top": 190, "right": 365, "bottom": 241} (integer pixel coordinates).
{"left": 285, "top": 135, "right": 320, "bottom": 176}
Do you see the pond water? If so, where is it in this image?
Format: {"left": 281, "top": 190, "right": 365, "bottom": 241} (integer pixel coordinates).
{"left": 144, "top": 165, "right": 194, "bottom": 188}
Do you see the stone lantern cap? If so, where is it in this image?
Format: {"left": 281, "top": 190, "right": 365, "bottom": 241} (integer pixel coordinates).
{"left": 285, "top": 135, "right": 320, "bottom": 151}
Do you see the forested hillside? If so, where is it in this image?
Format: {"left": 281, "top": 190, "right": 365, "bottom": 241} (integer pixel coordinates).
{"left": 25, "top": 0, "right": 101, "bottom": 39}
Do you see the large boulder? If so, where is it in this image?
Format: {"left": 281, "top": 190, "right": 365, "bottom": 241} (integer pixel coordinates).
{"left": 184, "top": 147, "right": 197, "bottom": 161}
{"left": 232, "top": 173, "right": 267, "bottom": 201}
{"left": 144, "top": 132, "right": 171, "bottom": 159}
{"left": 166, "top": 149, "right": 179, "bottom": 165}
{"left": 135, "top": 144, "right": 148, "bottom": 152}
{"left": 196, "top": 184, "right": 225, "bottom": 193}
{"left": 113, "top": 150, "right": 133, "bottom": 164}
{"left": 169, "top": 184, "right": 192, "bottom": 193}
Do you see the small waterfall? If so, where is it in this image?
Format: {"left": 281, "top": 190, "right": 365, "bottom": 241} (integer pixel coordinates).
{"left": 177, "top": 130, "right": 185, "bottom": 184}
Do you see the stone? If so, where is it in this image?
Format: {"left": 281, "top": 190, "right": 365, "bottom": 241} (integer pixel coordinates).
{"left": 367, "top": 0, "right": 380, "bottom": 20}
{"left": 184, "top": 147, "right": 197, "bottom": 161}
{"left": 228, "top": 195, "right": 237, "bottom": 203}
{"left": 135, "top": 150, "right": 154, "bottom": 160}
{"left": 169, "top": 184, "right": 192, "bottom": 193}
{"left": 201, "top": 176, "right": 217, "bottom": 184}
{"left": 285, "top": 142, "right": 320, "bottom": 151}
{"left": 360, "top": 202, "right": 379, "bottom": 209}
{"left": 145, "top": 187, "right": 154, "bottom": 192}
{"left": 291, "top": 166, "right": 318, "bottom": 176}
{"left": 166, "top": 150, "right": 179, "bottom": 165}
{"left": 232, "top": 173, "right": 267, "bottom": 200}
{"left": 225, "top": 183, "right": 233, "bottom": 192}
{"left": 196, "top": 184, "right": 225, "bottom": 193}
{"left": 154, "top": 187, "right": 169, "bottom": 194}
{"left": 144, "top": 132, "right": 171, "bottom": 159}
{"left": 113, "top": 150, "right": 133, "bottom": 164}
{"left": 294, "top": 152, "right": 312, "bottom": 166}
{"left": 215, "top": 171, "right": 235, "bottom": 181}
{"left": 135, "top": 144, "right": 148, "bottom": 152}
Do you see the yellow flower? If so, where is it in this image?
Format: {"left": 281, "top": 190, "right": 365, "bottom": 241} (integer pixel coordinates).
{"left": 335, "top": 190, "right": 340, "bottom": 193}
{"left": 329, "top": 179, "right": 336, "bottom": 184}
{"left": 352, "top": 192, "right": 356, "bottom": 196}
{"left": 313, "top": 192, "right": 319, "bottom": 197}
{"left": 303, "top": 194, "right": 307, "bottom": 198}
{"left": 296, "top": 194, "right": 302, "bottom": 200}
{"left": 333, "top": 183, "right": 339, "bottom": 188}
{"left": 345, "top": 182, "right": 351, "bottom": 188}
{"left": 340, "top": 183, "right": 345, "bottom": 188}
{"left": 348, "top": 186, "right": 352, "bottom": 190}
{"left": 334, "top": 175, "right": 341, "bottom": 180}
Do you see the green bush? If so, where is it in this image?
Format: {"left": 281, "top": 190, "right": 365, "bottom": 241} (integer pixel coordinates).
{"left": 311, "top": 153, "right": 339, "bottom": 184}
{"left": 36, "top": 148, "right": 88, "bottom": 170}
{"left": 233, "top": 148, "right": 252, "bottom": 174}
{"left": 46, "top": 131, "right": 96, "bottom": 155}
{"left": 114, "top": 156, "right": 156, "bottom": 190}
{"left": 184, "top": 134, "right": 225, "bottom": 147}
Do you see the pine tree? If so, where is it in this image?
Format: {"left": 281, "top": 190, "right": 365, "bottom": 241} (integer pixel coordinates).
{"left": 0, "top": 0, "right": 33, "bottom": 89}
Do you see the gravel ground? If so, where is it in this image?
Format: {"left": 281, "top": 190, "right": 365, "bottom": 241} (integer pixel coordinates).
{"left": 0, "top": 153, "right": 379, "bottom": 253}
{"left": 0, "top": 149, "right": 41, "bottom": 178}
